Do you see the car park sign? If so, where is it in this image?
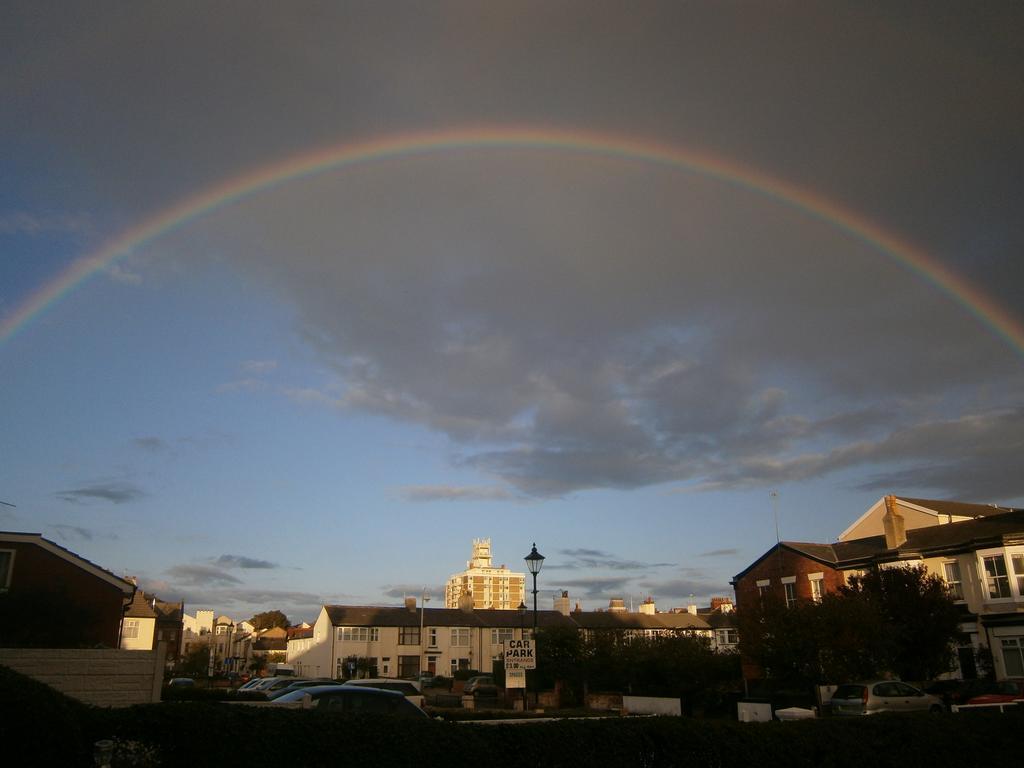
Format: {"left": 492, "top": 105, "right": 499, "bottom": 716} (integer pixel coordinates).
{"left": 504, "top": 638, "right": 536, "bottom": 669}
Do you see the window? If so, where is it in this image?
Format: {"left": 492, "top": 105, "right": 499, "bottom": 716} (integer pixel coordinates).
{"left": 1012, "top": 554, "right": 1024, "bottom": 596}
{"left": 428, "top": 627, "right": 438, "bottom": 647}
{"left": 451, "top": 627, "right": 471, "bottom": 646}
{"left": 339, "top": 626, "right": 379, "bottom": 642}
{"left": 781, "top": 577, "right": 797, "bottom": 608}
{"left": 398, "top": 655, "right": 419, "bottom": 678}
{"left": 381, "top": 657, "right": 391, "bottom": 676}
{"left": 491, "top": 628, "right": 513, "bottom": 646}
{"left": 983, "top": 554, "right": 1012, "bottom": 599}
{"left": 716, "top": 628, "right": 738, "bottom": 646}
{"left": 398, "top": 627, "right": 420, "bottom": 645}
{"left": 123, "top": 619, "right": 139, "bottom": 639}
{"left": 0, "top": 549, "right": 13, "bottom": 591}
{"left": 808, "top": 573, "right": 824, "bottom": 603}
{"left": 450, "top": 657, "right": 470, "bottom": 672}
{"left": 756, "top": 579, "right": 770, "bottom": 601}
{"left": 943, "top": 561, "right": 964, "bottom": 601}
{"left": 1001, "top": 638, "right": 1024, "bottom": 677}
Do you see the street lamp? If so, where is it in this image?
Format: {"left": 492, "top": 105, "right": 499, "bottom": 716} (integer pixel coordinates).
{"left": 525, "top": 543, "right": 545, "bottom": 638}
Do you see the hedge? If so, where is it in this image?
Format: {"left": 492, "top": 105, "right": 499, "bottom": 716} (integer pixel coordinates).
{"left": 2, "top": 665, "right": 1022, "bottom": 768}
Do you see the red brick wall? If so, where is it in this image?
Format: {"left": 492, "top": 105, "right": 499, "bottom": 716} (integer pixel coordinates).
{"left": 733, "top": 546, "right": 845, "bottom": 611}
{"left": 3, "top": 541, "right": 129, "bottom": 647}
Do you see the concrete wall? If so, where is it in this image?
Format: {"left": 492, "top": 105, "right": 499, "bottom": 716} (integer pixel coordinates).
{"left": 0, "top": 643, "right": 166, "bottom": 707}
{"left": 623, "top": 695, "right": 681, "bottom": 716}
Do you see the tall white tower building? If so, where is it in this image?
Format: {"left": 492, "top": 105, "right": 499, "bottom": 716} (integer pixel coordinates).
{"left": 444, "top": 538, "right": 526, "bottom": 610}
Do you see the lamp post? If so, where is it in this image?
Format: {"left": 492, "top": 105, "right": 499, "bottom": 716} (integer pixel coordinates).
{"left": 419, "top": 588, "right": 430, "bottom": 675}
{"left": 516, "top": 601, "right": 527, "bottom": 711}
{"left": 524, "top": 543, "right": 544, "bottom": 710}
{"left": 525, "top": 543, "right": 545, "bottom": 637}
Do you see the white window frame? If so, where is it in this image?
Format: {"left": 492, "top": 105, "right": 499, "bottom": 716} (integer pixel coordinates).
{"left": 943, "top": 560, "right": 964, "bottom": 602}
{"left": 978, "top": 548, "right": 1024, "bottom": 602}
{"left": 491, "top": 628, "right": 514, "bottom": 646}
{"left": 428, "top": 627, "right": 438, "bottom": 647}
{"left": 123, "top": 619, "right": 139, "bottom": 639}
{"left": 808, "top": 572, "right": 824, "bottom": 603}
{"left": 451, "top": 627, "right": 471, "bottom": 647}
{"left": 782, "top": 577, "right": 797, "bottom": 608}
{"left": 339, "top": 626, "right": 379, "bottom": 642}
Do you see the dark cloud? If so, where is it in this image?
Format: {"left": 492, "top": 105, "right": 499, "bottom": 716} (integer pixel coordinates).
{"left": 395, "top": 485, "right": 518, "bottom": 503}
{"left": 547, "top": 577, "right": 634, "bottom": 599}
{"left": 698, "top": 549, "right": 739, "bottom": 558}
{"left": 634, "top": 576, "right": 732, "bottom": 602}
{"left": 165, "top": 564, "right": 242, "bottom": 587}
{"left": 380, "top": 585, "right": 443, "bottom": 601}
{"left": 549, "top": 549, "right": 674, "bottom": 571}
{"left": 56, "top": 482, "right": 145, "bottom": 505}
{"left": 213, "top": 555, "right": 278, "bottom": 570}
{"left": 49, "top": 524, "right": 95, "bottom": 541}
{"left": 8, "top": 3, "right": 1023, "bottom": 503}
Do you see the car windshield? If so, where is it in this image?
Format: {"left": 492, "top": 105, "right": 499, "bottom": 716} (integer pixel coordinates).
{"left": 832, "top": 685, "right": 865, "bottom": 700}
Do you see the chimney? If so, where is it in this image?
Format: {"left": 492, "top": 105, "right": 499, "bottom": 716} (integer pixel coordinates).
{"left": 883, "top": 494, "right": 907, "bottom": 549}
{"left": 404, "top": 596, "right": 417, "bottom": 612}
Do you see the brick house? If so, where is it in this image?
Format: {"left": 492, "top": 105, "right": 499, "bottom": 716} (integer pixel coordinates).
{"left": 0, "top": 531, "right": 135, "bottom": 648}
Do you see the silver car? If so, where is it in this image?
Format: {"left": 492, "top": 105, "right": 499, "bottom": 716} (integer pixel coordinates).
{"left": 831, "top": 680, "right": 944, "bottom": 715}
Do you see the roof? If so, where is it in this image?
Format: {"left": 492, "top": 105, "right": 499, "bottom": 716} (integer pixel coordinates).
{"left": 123, "top": 590, "right": 158, "bottom": 619}
{"left": 0, "top": 531, "right": 135, "bottom": 595}
{"left": 287, "top": 626, "right": 314, "bottom": 640}
{"left": 253, "top": 637, "right": 287, "bottom": 652}
{"left": 837, "top": 496, "right": 1017, "bottom": 541}
{"left": 323, "top": 604, "right": 578, "bottom": 630}
{"left": 734, "top": 509, "right": 1024, "bottom": 580}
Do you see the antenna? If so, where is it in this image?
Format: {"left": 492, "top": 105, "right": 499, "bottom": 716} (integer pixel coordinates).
{"left": 770, "top": 490, "right": 780, "bottom": 544}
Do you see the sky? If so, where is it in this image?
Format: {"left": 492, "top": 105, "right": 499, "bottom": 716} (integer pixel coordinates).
{"left": 2, "top": 2, "right": 1023, "bottom": 625}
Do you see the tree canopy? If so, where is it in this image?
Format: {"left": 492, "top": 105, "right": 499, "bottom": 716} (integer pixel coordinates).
{"left": 249, "top": 610, "right": 289, "bottom": 630}
{"left": 738, "top": 563, "right": 961, "bottom": 686}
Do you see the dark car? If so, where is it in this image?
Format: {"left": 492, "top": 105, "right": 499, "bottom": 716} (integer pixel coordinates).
{"left": 926, "top": 678, "right": 1015, "bottom": 707}
{"left": 265, "top": 678, "right": 336, "bottom": 700}
{"left": 463, "top": 675, "right": 497, "bottom": 697}
{"left": 167, "top": 677, "right": 195, "bottom": 688}
{"left": 271, "top": 684, "right": 429, "bottom": 717}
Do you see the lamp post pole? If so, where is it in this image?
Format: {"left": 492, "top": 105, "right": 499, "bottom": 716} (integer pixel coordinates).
{"left": 517, "top": 601, "right": 527, "bottom": 711}
{"left": 419, "top": 588, "right": 430, "bottom": 676}
{"left": 524, "top": 543, "right": 545, "bottom": 709}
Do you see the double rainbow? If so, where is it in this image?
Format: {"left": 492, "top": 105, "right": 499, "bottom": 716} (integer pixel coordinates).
{"left": 3, "top": 125, "right": 1022, "bottom": 354}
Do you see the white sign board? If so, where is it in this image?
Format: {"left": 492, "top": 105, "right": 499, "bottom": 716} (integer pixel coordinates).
{"left": 505, "top": 668, "right": 526, "bottom": 688}
{"left": 504, "top": 638, "right": 536, "bottom": 669}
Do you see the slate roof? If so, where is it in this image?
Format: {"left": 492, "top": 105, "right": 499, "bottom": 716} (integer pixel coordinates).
{"left": 123, "top": 590, "right": 158, "bottom": 619}
{"left": 734, "top": 509, "right": 1024, "bottom": 581}
{"left": 898, "top": 497, "right": 1019, "bottom": 519}
{"left": 323, "top": 605, "right": 577, "bottom": 630}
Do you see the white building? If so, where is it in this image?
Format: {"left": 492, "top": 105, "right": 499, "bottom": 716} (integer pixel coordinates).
{"left": 444, "top": 538, "right": 526, "bottom": 610}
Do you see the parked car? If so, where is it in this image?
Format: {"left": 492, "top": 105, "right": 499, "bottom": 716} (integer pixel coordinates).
{"left": 831, "top": 681, "right": 944, "bottom": 715}
{"left": 271, "top": 684, "right": 429, "bottom": 718}
{"left": 965, "top": 680, "right": 1024, "bottom": 706}
{"left": 343, "top": 678, "right": 424, "bottom": 708}
{"left": 265, "top": 678, "right": 337, "bottom": 700}
{"left": 167, "top": 678, "right": 195, "bottom": 688}
{"left": 463, "top": 675, "right": 497, "bottom": 697}
{"left": 417, "top": 673, "right": 448, "bottom": 689}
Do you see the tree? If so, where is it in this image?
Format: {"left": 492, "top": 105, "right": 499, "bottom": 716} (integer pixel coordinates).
{"left": 839, "top": 563, "right": 960, "bottom": 681}
{"left": 249, "top": 610, "right": 289, "bottom": 631}
{"left": 178, "top": 643, "right": 210, "bottom": 676}
{"left": 739, "top": 563, "right": 960, "bottom": 686}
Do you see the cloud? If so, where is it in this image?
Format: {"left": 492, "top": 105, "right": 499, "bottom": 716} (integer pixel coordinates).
{"left": 634, "top": 576, "right": 733, "bottom": 601}
{"left": 104, "top": 262, "right": 142, "bottom": 285}
{"left": 133, "top": 436, "right": 169, "bottom": 453}
{"left": 165, "top": 564, "right": 242, "bottom": 587}
{"left": 380, "top": 585, "right": 443, "bottom": 600}
{"left": 0, "top": 210, "right": 92, "bottom": 235}
{"left": 547, "top": 576, "right": 636, "bottom": 599}
{"left": 699, "top": 549, "right": 739, "bottom": 558}
{"left": 241, "top": 360, "right": 277, "bottom": 374}
{"left": 56, "top": 482, "right": 146, "bottom": 505}
{"left": 213, "top": 554, "right": 278, "bottom": 570}
{"left": 549, "top": 548, "right": 674, "bottom": 571}
{"left": 49, "top": 524, "right": 94, "bottom": 541}
{"left": 395, "top": 485, "right": 518, "bottom": 503}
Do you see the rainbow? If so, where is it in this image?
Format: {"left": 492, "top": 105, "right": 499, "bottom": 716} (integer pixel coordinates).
{"left": 3, "top": 125, "right": 1023, "bottom": 353}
